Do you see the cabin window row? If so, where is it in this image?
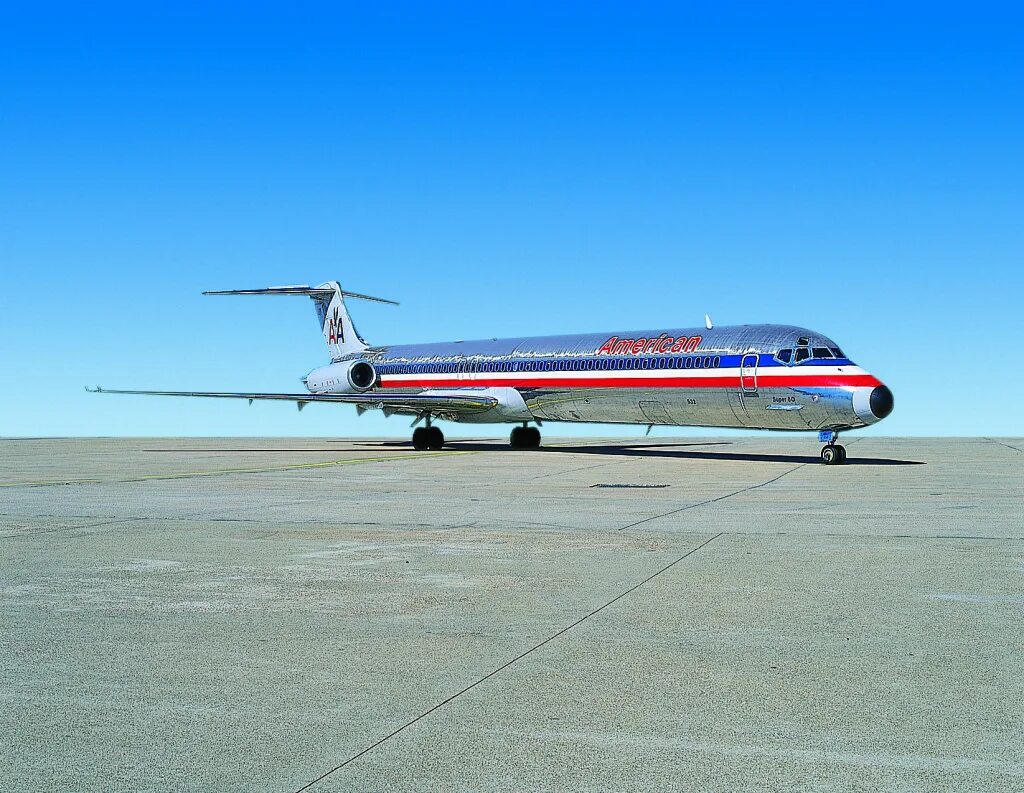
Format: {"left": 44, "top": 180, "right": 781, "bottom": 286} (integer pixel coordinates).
{"left": 376, "top": 355, "right": 723, "bottom": 376}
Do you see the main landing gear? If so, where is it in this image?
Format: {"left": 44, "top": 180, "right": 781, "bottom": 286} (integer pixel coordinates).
{"left": 510, "top": 424, "right": 541, "bottom": 449}
{"left": 412, "top": 418, "right": 444, "bottom": 451}
{"left": 818, "top": 429, "right": 846, "bottom": 465}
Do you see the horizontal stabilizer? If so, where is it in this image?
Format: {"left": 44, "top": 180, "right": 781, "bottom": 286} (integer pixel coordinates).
{"left": 203, "top": 286, "right": 398, "bottom": 305}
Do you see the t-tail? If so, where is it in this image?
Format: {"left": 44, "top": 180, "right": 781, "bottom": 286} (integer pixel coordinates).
{"left": 203, "top": 281, "right": 398, "bottom": 360}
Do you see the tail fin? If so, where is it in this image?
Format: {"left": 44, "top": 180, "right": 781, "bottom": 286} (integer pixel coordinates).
{"left": 204, "top": 281, "right": 398, "bottom": 360}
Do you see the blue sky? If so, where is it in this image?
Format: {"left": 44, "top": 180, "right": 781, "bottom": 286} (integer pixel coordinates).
{"left": 2, "top": 3, "right": 1021, "bottom": 437}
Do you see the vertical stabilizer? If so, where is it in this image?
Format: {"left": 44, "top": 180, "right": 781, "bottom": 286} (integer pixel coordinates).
{"left": 311, "top": 281, "right": 368, "bottom": 359}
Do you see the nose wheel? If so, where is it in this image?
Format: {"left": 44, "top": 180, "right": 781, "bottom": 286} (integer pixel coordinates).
{"left": 818, "top": 429, "right": 846, "bottom": 465}
{"left": 821, "top": 444, "right": 847, "bottom": 465}
{"left": 412, "top": 425, "right": 444, "bottom": 451}
{"left": 510, "top": 425, "right": 541, "bottom": 449}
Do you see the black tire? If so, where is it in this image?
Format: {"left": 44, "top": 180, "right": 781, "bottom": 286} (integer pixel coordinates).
{"left": 412, "top": 427, "right": 429, "bottom": 451}
{"left": 837, "top": 445, "right": 847, "bottom": 464}
{"left": 821, "top": 445, "right": 838, "bottom": 465}
{"left": 427, "top": 426, "right": 444, "bottom": 450}
{"left": 510, "top": 426, "right": 540, "bottom": 449}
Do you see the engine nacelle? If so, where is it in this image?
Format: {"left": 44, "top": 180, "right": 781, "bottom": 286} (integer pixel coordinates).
{"left": 346, "top": 360, "right": 376, "bottom": 391}
{"left": 304, "top": 359, "right": 377, "bottom": 394}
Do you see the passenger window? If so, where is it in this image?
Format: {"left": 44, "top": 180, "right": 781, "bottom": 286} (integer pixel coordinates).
{"left": 794, "top": 348, "right": 810, "bottom": 363}
{"left": 813, "top": 347, "right": 833, "bottom": 359}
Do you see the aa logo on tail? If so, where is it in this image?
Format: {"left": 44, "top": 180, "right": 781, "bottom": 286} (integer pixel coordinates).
{"left": 327, "top": 307, "right": 345, "bottom": 344}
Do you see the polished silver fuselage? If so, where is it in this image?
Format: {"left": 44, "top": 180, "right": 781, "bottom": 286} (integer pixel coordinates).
{"left": 306, "top": 324, "right": 888, "bottom": 433}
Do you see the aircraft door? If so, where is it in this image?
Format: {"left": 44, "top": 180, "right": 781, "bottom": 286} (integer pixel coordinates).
{"left": 740, "top": 353, "right": 758, "bottom": 394}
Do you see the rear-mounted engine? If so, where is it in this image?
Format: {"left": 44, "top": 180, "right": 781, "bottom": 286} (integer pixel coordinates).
{"left": 346, "top": 360, "right": 376, "bottom": 392}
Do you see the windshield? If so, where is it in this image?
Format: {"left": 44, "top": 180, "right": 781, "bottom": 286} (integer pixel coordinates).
{"left": 774, "top": 343, "right": 848, "bottom": 366}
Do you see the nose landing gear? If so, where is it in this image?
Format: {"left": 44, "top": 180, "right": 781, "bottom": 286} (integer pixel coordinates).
{"left": 821, "top": 444, "right": 847, "bottom": 465}
{"left": 818, "top": 429, "right": 846, "bottom": 465}
{"left": 510, "top": 424, "right": 541, "bottom": 449}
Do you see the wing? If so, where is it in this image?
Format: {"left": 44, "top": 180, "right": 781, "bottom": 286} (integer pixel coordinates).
{"left": 85, "top": 386, "right": 497, "bottom": 418}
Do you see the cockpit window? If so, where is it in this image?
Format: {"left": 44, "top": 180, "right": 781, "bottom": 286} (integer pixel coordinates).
{"left": 797, "top": 336, "right": 809, "bottom": 346}
{"left": 794, "top": 347, "right": 810, "bottom": 363}
{"left": 813, "top": 347, "right": 833, "bottom": 359}
{"left": 775, "top": 349, "right": 792, "bottom": 364}
{"left": 830, "top": 347, "right": 844, "bottom": 358}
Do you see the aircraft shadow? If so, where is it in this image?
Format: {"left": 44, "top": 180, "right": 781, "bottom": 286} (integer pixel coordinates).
{"left": 356, "top": 440, "right": 925, "bottom": 466}
{"left": 529, "top": 444, "right": 924, "bottom": 466}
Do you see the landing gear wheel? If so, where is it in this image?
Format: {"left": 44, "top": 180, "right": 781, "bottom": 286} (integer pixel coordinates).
{"left": 412, "top": 427, "right": 429, "bottom": 451}
{"left": 426, "top": 426, "right": 444, "bottom": 450}
{"left": 821, "top": 444, "right": 846, "bottom": 465}
{"left": 510, "top": 426, "right": 542, "bottom": 449}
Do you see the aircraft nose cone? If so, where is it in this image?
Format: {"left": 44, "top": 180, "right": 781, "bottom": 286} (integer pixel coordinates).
{"left": 870, "top": 384, "right": 894, "bottom": 420}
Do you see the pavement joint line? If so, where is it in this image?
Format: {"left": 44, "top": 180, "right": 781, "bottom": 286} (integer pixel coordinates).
{"left": 523, "top": 457, "right": 636, "bottom": 482}
{"left": 0, "top": 495, "right": 378, "bottom": 541}
{"left": 613, "top": 438, "right": 867, "bottom": 533}
{"left": 0, "top": 450, "right": 478, "bottom": 488}
{"left": 3, "top": 522, "right": 1021, "bottom": 542}
{"left": 291, "top": 532, "right": 723, "bottom": 793}
{"left": 984, "top": 437, "right": 1023, "bottom": 454}
{"left": 0, "top": 516, "right": 151, "bottom": 541}
{"left": 616, "top": 463, "right": 807, "bottom": 531}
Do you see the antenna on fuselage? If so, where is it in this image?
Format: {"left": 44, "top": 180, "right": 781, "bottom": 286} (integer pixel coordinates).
{"left": 705, "top": 314, "right": 713, "bottom": 330}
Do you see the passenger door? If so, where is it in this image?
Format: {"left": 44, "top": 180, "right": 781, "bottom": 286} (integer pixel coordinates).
{"left": 740, "top": 353, "right": 758, "bottom": 395}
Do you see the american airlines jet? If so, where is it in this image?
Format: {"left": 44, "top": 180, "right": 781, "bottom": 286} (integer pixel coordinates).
{"left": 90, "top": 281, "right": 893, "bottom": 465}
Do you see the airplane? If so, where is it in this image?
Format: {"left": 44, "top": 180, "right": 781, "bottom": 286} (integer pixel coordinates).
{"left": 89, "top": 280, "right": 893, "bottom": 465}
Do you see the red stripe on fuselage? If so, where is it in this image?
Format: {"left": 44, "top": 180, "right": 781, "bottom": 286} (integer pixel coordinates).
{"left": 377, "top": 374, "right": 881, "bottom": 389}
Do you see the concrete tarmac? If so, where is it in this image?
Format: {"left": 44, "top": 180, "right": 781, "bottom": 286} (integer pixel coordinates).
{"left": 1, "top": 436, "right": 1021, "bottom": 792}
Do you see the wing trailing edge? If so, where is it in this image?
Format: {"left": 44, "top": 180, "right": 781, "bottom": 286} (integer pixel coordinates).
{"left": 85, "top": 386, "right": 497, "bottom": 417}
